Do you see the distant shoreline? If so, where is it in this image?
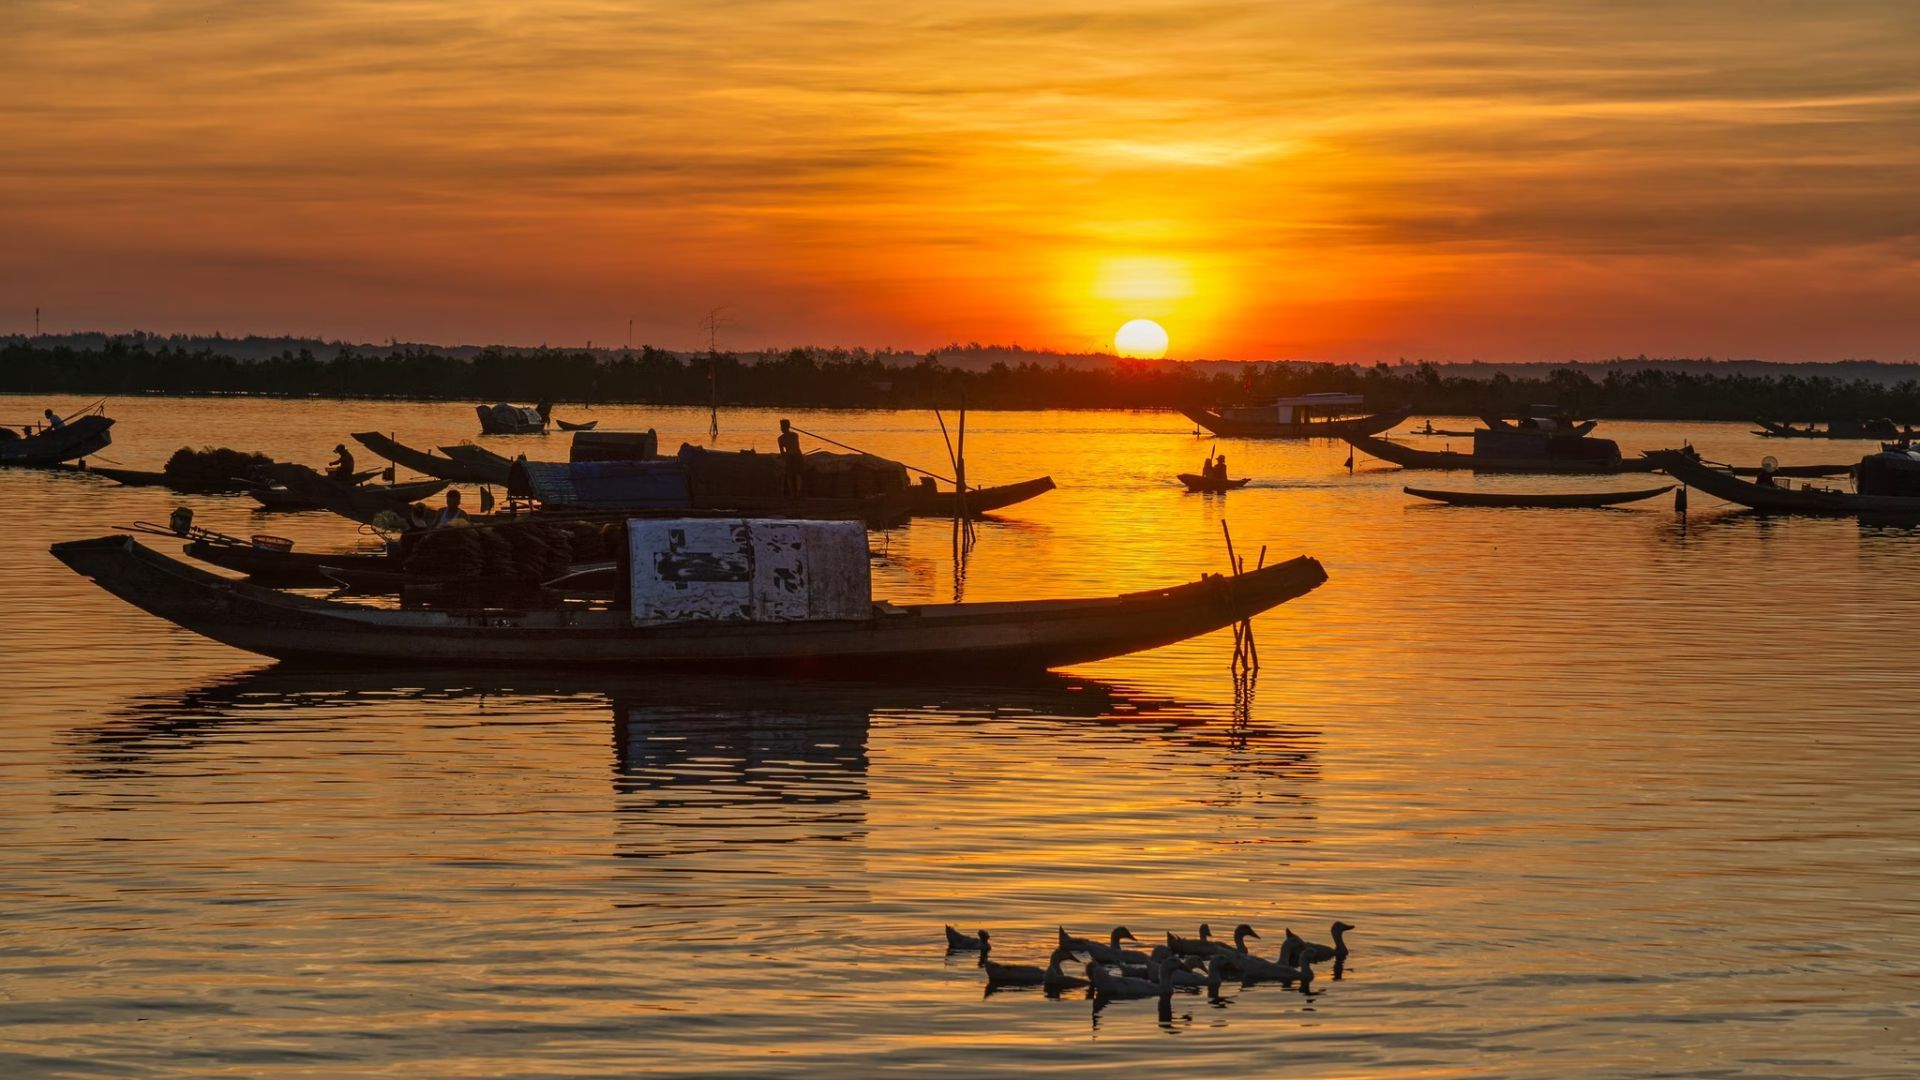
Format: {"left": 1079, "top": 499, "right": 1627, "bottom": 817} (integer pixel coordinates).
{"left": 5, "top": 341, "right": 1917, "bottom": 422}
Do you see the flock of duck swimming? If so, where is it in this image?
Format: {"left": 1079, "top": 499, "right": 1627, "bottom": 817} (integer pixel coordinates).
{"left": 943, "top": 920, "right": 1355, "bottom": 1008}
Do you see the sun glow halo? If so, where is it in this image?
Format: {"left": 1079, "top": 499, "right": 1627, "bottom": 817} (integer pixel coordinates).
{"left": 1114, "top": 319, "right": 1170, "bottom": 359}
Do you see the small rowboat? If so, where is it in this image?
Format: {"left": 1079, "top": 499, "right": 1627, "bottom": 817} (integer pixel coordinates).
{"left": 555, "top": 418, "right": 599, "bottom": 431}
{"left": 353, "top": 432, "right": 507, "bottom": 484}
{"left": 1178, "top": 473, "right": 1251, "bottom": 492}
{"left": 1404, "top": 484, "right": 1675, "bottom": 508}
{"left": 251, "top": 476, "right": 447, "bottom": 512}
{"left": 908, "top": 475, "right": 1055, "bottom": 516}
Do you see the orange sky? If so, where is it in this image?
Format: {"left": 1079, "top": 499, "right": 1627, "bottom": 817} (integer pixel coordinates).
{"left": 5, "top": 1, "right": 1919, "bottom": 361}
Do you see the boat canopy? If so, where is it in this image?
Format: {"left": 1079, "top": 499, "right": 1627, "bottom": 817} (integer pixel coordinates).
{"left": 1226, "top": 392, "right": 1367, "bottom": 425}
{"left": 511, "top": 459, "right": 691, "bottom": 509}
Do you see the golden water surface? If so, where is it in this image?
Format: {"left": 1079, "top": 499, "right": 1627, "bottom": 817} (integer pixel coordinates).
{"left": 1, "top": 397, "right": 1916, "bottom": 1077}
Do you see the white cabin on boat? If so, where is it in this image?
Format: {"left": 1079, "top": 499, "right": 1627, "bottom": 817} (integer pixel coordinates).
{"left": 627, "top": 518, "right": 871, "bottom": 626}
{"left": 1220, "top": 392, "right": 1367, "bottom": 425}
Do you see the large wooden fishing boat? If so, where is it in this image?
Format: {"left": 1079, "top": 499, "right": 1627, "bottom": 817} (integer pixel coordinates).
{"left": 1404, "top": 484, "right": 1673, "bottom": 508}
{"left": 1651, "top": 449, "right": 1920, "bottom": 517}
{"left": 477, "top": 403, "right": 548, "bottom": 435}
{"left": 352, "top": 432, "right": 509, "bottom": 484}
{"left": 1479, "top": 410, "right": 1598, "bottom": 437}
{"left": 907, "top": 475, "right": 1055, "bottom": 516}
{"left": 51, "top": 534, "right": 1327, "bottom": 672}
{"left": 0, "top": 413, "right": 114, "bottom": 467}
{"left": 1346, "top": 432, "right": 1644, "bottom": 474}
{"left": 1182, "top": 395, "right": 1410, "bottom": 439}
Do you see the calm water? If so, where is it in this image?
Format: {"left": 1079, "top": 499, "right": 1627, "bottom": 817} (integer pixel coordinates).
{"left": 2, "top": 396, "right": 1917, "bottom": 1077}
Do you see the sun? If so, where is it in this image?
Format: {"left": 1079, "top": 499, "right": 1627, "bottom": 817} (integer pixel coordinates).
{"left": 1114, "top": 318, "right": 1170, "bottom": 359}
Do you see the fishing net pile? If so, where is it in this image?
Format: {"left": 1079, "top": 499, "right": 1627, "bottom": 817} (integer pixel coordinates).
{"left": 401, "top": 521, "right": 622, "bottom": 582}
{"left": 164, "top": 446, "right": 275, "bottom": 484}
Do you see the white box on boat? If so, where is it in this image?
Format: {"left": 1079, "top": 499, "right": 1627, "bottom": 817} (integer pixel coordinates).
{"left": 627, "top": 519, "right": 871, "bottom": 626}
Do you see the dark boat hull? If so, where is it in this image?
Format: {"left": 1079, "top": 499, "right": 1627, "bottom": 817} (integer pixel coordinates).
{"left": 0, "top": 415, "right": 114, "bottom": 466}
{"left": 252, "top": 476, "right": 448, "bottom": 513}
{"left": 1181, "top": 406, "right": 1411, "bottom": 439}
{"left": 1480, "top": 415, "right": 1599, "bottom": 437}
{"left": 51, "top": 536, "right": 1328, "bottom": 672}
{"left": 1177, "top": 474, "right": 1251, "bottom": 492}
{"left": 437, "top": 444, "right": 515, "bottom": 484}
{"left": 908, "top": 476, "right": 1055, "bottom": 516}
{"left": 555, "top": 418, "right": 598, "bottom": 431}
{"left": 1650, "top": 450, "right": 1920, "bottom": 516}
{"left": 1404, "top": 484, "right": 1674, "bottom": 508}
{"left": 1754, "top": 419, "right": 1920, "bottom": 440}
{"left": 1346, "top": 433, "right": 1636, "bottom": 474}
{"left": 87, "top": 465, "right": 260, "bottom": 494}
{"left": 353, "top": 432, "right": 507, "bottom": 484}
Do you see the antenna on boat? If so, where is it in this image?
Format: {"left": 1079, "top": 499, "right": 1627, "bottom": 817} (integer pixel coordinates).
{"left": 701, "top": 307, "right": 726, "bottom": 441}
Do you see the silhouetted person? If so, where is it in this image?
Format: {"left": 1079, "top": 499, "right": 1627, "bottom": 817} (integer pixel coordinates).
{"left": 1212, "top": 454, "right": 1229, "bottom": 482}
{"left": 327, "top": 443, "right": 355, "bottom": 481}
{"left": 435, "top": 489, "right": 469, "bottom": 528}
{"left": 1755, "top": 468, "right": 1777, "bottom": 488}
{"left": 778, "top": 418, "right": 804, "bottom": 496}
{"left": 43, "top": 408, "right": 64, "bottom": 430}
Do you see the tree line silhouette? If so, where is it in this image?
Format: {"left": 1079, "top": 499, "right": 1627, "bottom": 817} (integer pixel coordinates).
{"left": 3, "top": 340, "right": 1917, "bottom": 421}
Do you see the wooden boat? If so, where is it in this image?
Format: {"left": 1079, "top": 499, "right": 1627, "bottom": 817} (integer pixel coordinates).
{"left": 1346, "top": 432, "right": 1642, "bottom": 474}
{"left": 1404, "top": 484, "right": 1674, "bottom": 508}
{"left": 86, "top": 465, "right": 256, "bottom": 494}
{"left": 908, "top": 475, "right": 1055, "bottom": 516}
{"left": 1649, "top": 450, "right": 1920, "bottom": 516}
{"left": 50, "top": 535, "right": 1328, "bottom": 671}
{"left": 1182, "top": 396, "right": 1411, "bottom": 439}
{"left": 248, "top": 467, "right": 450, "bottom": 523}
{"left": 184, "top": 539, "right": 396, "bottom": 586}
{"left": 555, "top": 418, "right": 599, "bottom": 431}
{"left": 0, "top": 414, "right": 114, "bottom": 467}
{"left": 1754, "top": 418, "right": 1920, "bottom": 440}
{"left": 477, "top": 403, "right": 548, "bottom": 435}
{"left": 353, "top": 432, "right": 506, "bottom": 484}
{"left": 1402, "top": 424, "right": 1477, "bottom": 438}
{"left": 1177, "top": 473, "right": 1251, "bottom": 492}
{"left": 1479, "top": 412, "right": 1598, "bottom": 437}
{"left": 1627, "top": 452, "right": 1850, "bottom": 479}
{"left": 437, "top": 443, "right": 515, "bottom": 484}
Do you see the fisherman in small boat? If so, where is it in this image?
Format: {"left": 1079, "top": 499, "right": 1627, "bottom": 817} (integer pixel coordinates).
{"left": 1208, "top": 454, "right": 1229, "bottom": 483}
{"left": 778, "top": 418, "right": 805, "bottom": 496}
{"left": 433, "top": 489, "right": 470, "bottom": 528}
{"left": 327, "top": 443, "right": 355, "bottom": 481}
{"left": 43, "top": 408, "right": 66, "bottom": 430}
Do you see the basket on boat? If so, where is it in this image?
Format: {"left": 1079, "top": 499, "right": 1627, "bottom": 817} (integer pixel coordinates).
{"left": 250, "top": 534, "right": 295, "bottom": 552}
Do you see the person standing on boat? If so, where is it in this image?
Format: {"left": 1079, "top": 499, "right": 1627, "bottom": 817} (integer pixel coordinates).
{"left": 327, "top": 443, "right": 355, "bottom": 481}
{"left": 434, "top": 489, "right": 469, "bottom": 527}
{"left": 43, "top": 408, "right": 65, "bottom": 430}
{"left": 778, "top": 418, "right": 805, "bottom": 496}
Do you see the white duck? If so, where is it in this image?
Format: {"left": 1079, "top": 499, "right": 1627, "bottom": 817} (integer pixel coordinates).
{"left": 1204, "top": 923, "right": 1262, "bottom": 964}
{"left": 1145, "top": 947, "right": 1209, "bottom": 988}
{"left": 1238, "top": 951, "right": 1313, "bottom": 987}
{"left": 1086, "top": 961, "right": 1162, "bottom": 1000}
